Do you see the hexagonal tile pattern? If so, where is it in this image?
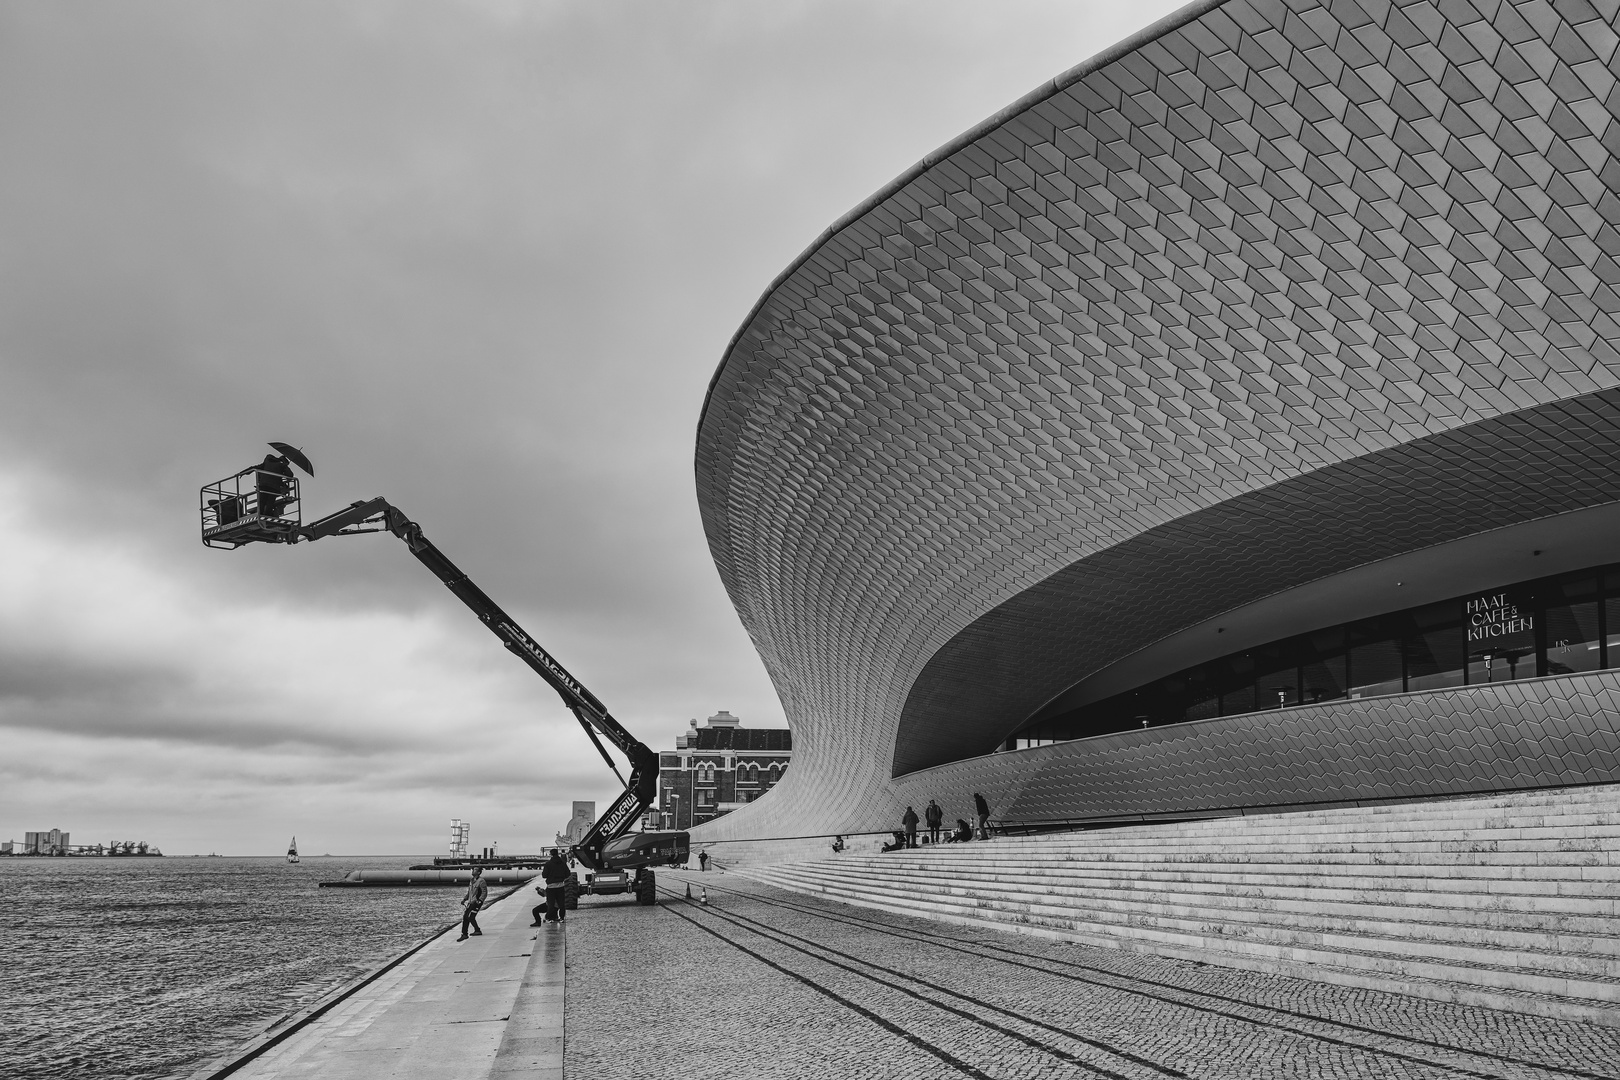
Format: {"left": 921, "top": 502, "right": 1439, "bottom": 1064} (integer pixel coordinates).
{"left": 892, "top": 670, "right": 1620, "bottom": 827}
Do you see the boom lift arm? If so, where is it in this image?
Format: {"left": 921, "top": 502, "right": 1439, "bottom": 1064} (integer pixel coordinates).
{"left": 199, "top": 447, "right": 674, "bottom": 880}
{"left": 299, "top": 498, "right": 659, "bottom": 872}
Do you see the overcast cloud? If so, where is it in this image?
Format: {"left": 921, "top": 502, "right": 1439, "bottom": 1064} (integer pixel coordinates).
{"left": 0, "top": 0, "right": 1182, "bottom": 855}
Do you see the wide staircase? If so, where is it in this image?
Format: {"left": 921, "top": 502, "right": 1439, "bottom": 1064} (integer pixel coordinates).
{"left": 733, "top": 784, "right": 1620, "bottom": 1026}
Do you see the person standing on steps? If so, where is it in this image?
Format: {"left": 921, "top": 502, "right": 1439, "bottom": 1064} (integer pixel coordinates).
{"left": 974, "top": 792, "right": 991, "bottom": 840}
{"left": 925, "top": 799, "right": 943, "bottom": 845}
{"left": 458, "top": 867, "right": 487, "bottom": 941}
{"left": 902, "top": 805, "right": 920, "bottom": 849}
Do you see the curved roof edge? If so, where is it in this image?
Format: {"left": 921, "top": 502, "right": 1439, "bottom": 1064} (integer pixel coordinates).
{"left": 695, "top": 0, "right": 1232, "bottom": 440}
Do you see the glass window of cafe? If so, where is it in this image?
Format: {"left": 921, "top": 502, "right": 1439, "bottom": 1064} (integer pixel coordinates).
{"left": 1012, "top": 564, "right": 1620, "bottom": 748}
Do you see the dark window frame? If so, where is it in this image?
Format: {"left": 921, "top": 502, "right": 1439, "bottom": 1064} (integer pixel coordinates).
{"left": 1017, "top": 561, "right": 1620, "bottom": 746}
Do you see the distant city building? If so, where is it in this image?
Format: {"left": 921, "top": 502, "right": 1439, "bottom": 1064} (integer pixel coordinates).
{"left": 2, "top": 835, "right": 157, "bottom": 857}
{"left": 556, "top": 801, "right": 595, "bottom": 848}
{"left": 647, "top": 711, "right": 791, "bottom": 831}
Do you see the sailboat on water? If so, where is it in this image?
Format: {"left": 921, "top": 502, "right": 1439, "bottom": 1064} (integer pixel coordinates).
{"left": 287, "top": 837, "right": 299, "bottom": 864}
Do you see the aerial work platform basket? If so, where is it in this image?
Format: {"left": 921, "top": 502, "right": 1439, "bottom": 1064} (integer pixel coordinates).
{"left": 200, "top": 461, "right": 302, "bottom": 549}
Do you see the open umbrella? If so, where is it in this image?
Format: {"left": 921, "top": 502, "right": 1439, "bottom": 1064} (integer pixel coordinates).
{"left": 268, "top": 442, "right": 315, "bottom": 476}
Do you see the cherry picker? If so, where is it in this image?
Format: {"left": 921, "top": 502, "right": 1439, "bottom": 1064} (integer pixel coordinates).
{"left": 200, "top": 444, "right": 687, "bottom": 904}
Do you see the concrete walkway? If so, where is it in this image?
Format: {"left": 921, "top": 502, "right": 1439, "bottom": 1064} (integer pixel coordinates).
{"left": 570, "top": 870, "right": 1620, "bottom": 1080}
{"left": 225, "top": 887, "right": 563, "bottom": 1080}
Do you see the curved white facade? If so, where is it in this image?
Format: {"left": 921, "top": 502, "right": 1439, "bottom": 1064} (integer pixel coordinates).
{"left": 695, "top": 0, "right": 1620, "bottom": 839}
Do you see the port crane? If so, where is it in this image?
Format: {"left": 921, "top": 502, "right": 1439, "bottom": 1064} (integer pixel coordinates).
{"left": 200, "top": 444, "right": 686, "bottom": 904}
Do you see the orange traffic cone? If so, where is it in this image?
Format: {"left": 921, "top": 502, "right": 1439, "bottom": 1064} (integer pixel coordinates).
{"left": 685, "top": 882, "right": 692, "bottom": 899}
{"left": 700, "top": 887, "right": 708, "bottom": 904}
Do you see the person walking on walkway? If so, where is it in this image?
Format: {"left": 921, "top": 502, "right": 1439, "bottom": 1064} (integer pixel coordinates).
{"left": 973, "top": 792, "right": 991, "bottom": 840}
{"left": 901, "top": 805, "right": 919, "bottom": 849}
{"left": 698, "top": 849, "right": 710, "bottom": 872}
{"left": 536, "top": 849, "right": 569, "bottom": 924}
{"left": 925, "top": 799, "right": 943, "bottom": 844}
{"left": 458, "top": 867, "right": 487, "bottom": 940}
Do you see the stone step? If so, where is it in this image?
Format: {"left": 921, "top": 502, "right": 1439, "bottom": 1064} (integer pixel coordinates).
{"left": 746, "top": 864, "right": 1620, "bottom": 984}
{"left": 961, "top": 837, "right": 1620, "bottom": 863}
{"left": 835, "top": 853, "right": 1620, "bottom": 880}
{"left": 752, "top": 787, "right": 1620, "bottom": 1025}
{"left": 851, "top": 856, "right": 1619, "bottom": 882}
{"left": 812, "top": 866, "right": 1617, "bottom": 906}
{"left": 749, "top": 865, "right": 1620, "bottom": 966}
{"left": 764, "top": 880, "right": 1620, "bottom": 984}
{"left": 937, "top": 819, "right": 1620, "bottom": 850}
{"left": 983, "top": 826, "right": 1620, "bottom": 850}
{"left": 992, "top": 801, "right": 1620, "bottom": 833}
{"left": 851, "top": 838, "right": 1620, "bottom": 861}
{"left": 951, "top": 867, "right": 1615, "bottom": 917}
{"left": 889, "top": 855, "right": 1613, "bottom": 880}
{"left": 984, "top": 784, "right": 1620, "bottom": 827}
{"left": 976, "top": 796, "right": 1620, "bottom": 842}
{"left": 739, "top": 866, "right": 1620, "bottom": 1022}
{"left": 761, "top": 862, "right": 1620, "bottom": 932}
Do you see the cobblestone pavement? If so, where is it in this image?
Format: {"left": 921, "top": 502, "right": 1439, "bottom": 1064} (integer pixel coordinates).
{"left": 565, "top": 869, "right": 1620, "bottom": 1080}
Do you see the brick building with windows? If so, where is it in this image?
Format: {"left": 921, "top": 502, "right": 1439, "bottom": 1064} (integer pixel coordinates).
{"left": 647, "top": 711, "right": 791, "bottom": 831}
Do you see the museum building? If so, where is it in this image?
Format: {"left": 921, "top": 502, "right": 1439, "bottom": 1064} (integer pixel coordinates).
{"left": 693, "top": 0, "right": 1620, "bottom": 840}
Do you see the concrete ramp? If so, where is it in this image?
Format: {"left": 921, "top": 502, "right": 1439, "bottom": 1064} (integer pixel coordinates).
{"left": 195, "top": 886, "right": 563, "bottom": 1079}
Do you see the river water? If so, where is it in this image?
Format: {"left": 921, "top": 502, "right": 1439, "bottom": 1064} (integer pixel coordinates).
{"left": 0, "top": 856, "right": 469, "bottom": 1080}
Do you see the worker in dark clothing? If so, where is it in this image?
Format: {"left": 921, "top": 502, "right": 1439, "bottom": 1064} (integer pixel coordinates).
{"left": 974, "top": 792, "right": 991, "bottom": 840}
{"left": 254, "top": 454, "right": 293, "bottom": 518}
{"left": 925, "top": 799, "right": 943, "bottom": 844}
{"left": 458, "top": 867, "right": 487, "bottom": 940}
{"left": 901, "top": 805, "right": 919, "bottom": 848}
{"left": 536, "top": 849, "right": 569, "bottom": 924}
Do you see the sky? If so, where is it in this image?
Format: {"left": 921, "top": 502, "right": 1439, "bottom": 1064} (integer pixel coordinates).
{"left": 0, "top": 0, "right": 1184, "bottom": 856}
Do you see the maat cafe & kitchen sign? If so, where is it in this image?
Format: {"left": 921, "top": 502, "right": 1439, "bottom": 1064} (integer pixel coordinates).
{"left": 1466, "top": 590, "right": 1534, "bottom": 646}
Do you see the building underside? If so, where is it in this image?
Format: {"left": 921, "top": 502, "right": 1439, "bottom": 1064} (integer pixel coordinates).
{"left": 693, "top": 0, "right": 1620, "bottom": 839}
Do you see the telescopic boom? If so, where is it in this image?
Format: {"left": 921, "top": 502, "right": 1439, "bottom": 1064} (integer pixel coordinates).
{"left": 299, "top": 498, "right": 659, "bottom": 870}
{"left": 199, "top": 453, "right": 664, "bottom": 873}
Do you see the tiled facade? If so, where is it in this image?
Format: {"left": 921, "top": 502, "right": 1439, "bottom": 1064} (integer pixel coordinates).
{"left": 694, "top": 0, "right": 1620, "bottom": 838}
{"left": 895, "top": 669, "right": 1620, "bottom": 828}
{"left": 648, "top": 713, "right": 792, "bottom": 832}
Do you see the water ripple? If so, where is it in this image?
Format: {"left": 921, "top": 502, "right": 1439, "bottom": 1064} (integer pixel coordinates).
{"left": 0, "top": 856, "right": 461, "bottom": 1080}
